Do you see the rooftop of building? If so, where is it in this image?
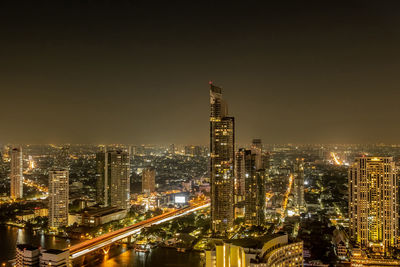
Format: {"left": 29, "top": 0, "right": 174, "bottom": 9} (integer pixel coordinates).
{"left": 227, "top": 233, "right": 285, "bottom": 249}
{"left": 80, "top": 206, "right": 126, "bottom": 217}
{"left": 16, "top": 244, "right": 39, "bottom": 251}
{"left": 42, "top": 249, "right": 67, "bottom": 255}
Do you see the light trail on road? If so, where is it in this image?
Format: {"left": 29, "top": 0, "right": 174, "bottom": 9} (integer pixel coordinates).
{"left": 69, "top": 201, "right": 210, "bottom": 259}
{"left": 23, "top": 178, "right": 48, "bottom": 193}
{"left": 330, "top": 152, "right": 342, "bottom": 165}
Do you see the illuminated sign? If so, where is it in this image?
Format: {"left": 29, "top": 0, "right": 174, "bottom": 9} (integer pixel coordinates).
{"left": 175, "top": 196, "right": 186, "bottom": 203}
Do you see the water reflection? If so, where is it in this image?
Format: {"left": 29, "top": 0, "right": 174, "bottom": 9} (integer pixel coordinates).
{"left": 98, "top": 247, "right": 202, "bottom": 267}
{"left": 0, "top": 226, "right": 203, "bottom": 267}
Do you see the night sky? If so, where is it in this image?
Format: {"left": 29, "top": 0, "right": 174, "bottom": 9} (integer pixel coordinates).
{"left": 1, "top": 1, "right": 400, "bottom": 144}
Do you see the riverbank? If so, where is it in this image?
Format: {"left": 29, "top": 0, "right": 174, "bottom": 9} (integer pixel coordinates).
{"left": 0, "top": 225, "right": 204, "bottom": 267}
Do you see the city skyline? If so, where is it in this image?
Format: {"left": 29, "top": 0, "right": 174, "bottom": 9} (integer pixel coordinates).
{"left": 2, "top": 2, "right": 400, "bottom": 266}
{"left": 2, "top": 2, "right": 400, "bottom": 144}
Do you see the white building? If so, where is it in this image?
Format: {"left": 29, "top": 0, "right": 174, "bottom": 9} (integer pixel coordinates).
{"left": 16, "top": 244, "right": 40, "bottom": 267}
{"left": 205, "top": 234, "right": 303, "bottom": 267}
{"left": 40, "top": 249, "right": 69, "bottom": 267}
{"left": 49, "top": 169, "right": 69, "bottom": 228}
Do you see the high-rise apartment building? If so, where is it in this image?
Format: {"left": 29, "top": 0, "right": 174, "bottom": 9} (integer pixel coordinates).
{"left": 10, "top": 147, "right": 23, "bottom": 199}
{"left": 96, "top": 150, "right": 109, "bottom": 206}
{"left": 293, "top": 158, "right": 305, "bottom": 214}
{"left": 349, "top": 157, "right": 398, "bottom": 253}
{"left": 142, "top": 167, "right": 156, "bottom": 193}
{"left": 234, "top": 149, "right": 246, "bottom": 203}
{"left": 49, "top": 169, "right": 69, "bottom": 228}
{"left": 210, "top": 83, "right": 235, "bottom": 234}
{"left": 96, "top": 150, "right": 130, "bottom": 209}
{"left": 109, "top": 150, "right": 130, "bottom": 209}
{"left": 240, "top": 149, "right": 265, "bottom": 225}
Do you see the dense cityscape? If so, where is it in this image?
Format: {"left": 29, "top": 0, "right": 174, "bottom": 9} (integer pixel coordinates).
{"left": 1, "top": 83, "right": 400, "bottom": 266}
{"left": 2, "top": 1, "right": 400, "bottom": 267}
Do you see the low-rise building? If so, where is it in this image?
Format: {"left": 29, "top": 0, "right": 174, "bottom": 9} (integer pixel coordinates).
{"left": 205, "top": 234, "right": 303, "bottom": 267}
{"left": 40, "top": 249, "right": 69, "bottom": 267}
{"left": 350, "top": 247, "right": 400, "bottom": 266}
{"left": 16, "top": 208, "right": 49, "bottom": 222}
{"left": 68, "top": 206, "right": 127, "bottom": 227}
{"left": 16, "top": 244, "right": 40, "bottom": 267}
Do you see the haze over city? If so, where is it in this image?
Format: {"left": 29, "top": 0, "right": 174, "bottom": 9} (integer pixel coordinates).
{"left": 2, "top": 1, "right": 400, "bottom": 144}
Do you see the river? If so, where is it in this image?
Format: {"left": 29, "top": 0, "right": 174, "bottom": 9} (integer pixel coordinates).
{"left": 0, "top": 225, "right": 203, "bottom": 267}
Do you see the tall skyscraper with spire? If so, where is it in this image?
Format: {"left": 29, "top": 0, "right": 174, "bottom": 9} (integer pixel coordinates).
{"left": 209, "top": 82, "right": 235, "bottom": 234}
{"left": 349, "top": 156, "right": 398, "bottom": 254}
{"left": 10, "top": 147, "right": 23, "bottom": 200}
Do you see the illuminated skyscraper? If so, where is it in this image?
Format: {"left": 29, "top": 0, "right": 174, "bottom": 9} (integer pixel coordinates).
{"left": 240, "top": 149, "right": 265, "bottom": 225}
{"left": 49, "top": 169, "right": 69, "bottom": 228}
{"left": 96, "top": 149, "right": 109, "bottom": 206}
{"left": 234, "top": 149, "right": 246, "bottom": 203}
{"left": 96, "top": 150, "right": 130, "bottom": 209}
{"left": 142, "top": 167, "right": 156, "bottom": 193}
{"left": 10, "top": 147, "right": 23, "bottom": 200}
{"left": 293, "top": 158, "right": 305, "bottom": 214}
{"left": 110, "top": 150, "right": 130, "bottom": 209}
{"left": 210, "top": 83, "right": 235, "bottom": 234}
{"left": 349, "top": 157, "right": 398, "bottom": 253}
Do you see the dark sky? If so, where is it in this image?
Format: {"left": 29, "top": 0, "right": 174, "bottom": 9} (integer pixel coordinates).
{"left": 1, "top": 1, "right": 400, "bottom": 145}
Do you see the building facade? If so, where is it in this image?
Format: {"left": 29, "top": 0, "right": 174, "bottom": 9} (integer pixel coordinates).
{"left": 293, "top": 158, "right": 305, "bottom": 214}
{"left": 16, "top": 244, "right": 40, "bottom": 267}
{"left": 234, "top": 149, "right": 246, "bottom": 203}
{"left": 10, "top": 147, "right": 23, "bottom": 199}
{"left": 205, "top": 234, "right": 303, "bottom": 267}
{"left": 40, "top": 249, "right": 69, "bottom": 266}
{"left": 210, "top": 83, "right": 235, "bottom": 234}
{"left": 242, "top": 149, "right": 266, "bottom": 225}
{"left": 142, "top": 167, "right": 156, "bottom": 193}
{"left": 264, "top": 241, "right": 303, "bottom": 267}
{"left": 349, "top": 157, "right": 398, "bottom": 254}
{"left": 96, "top": 150, "right": 130, "bottom": 209}
{"left": 49, "top": 169, "right": 69, "bottom": 228}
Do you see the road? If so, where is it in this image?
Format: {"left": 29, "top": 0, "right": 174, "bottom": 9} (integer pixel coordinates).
{"left": 69, "top": 200, "right": 210, "bottom": 259}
